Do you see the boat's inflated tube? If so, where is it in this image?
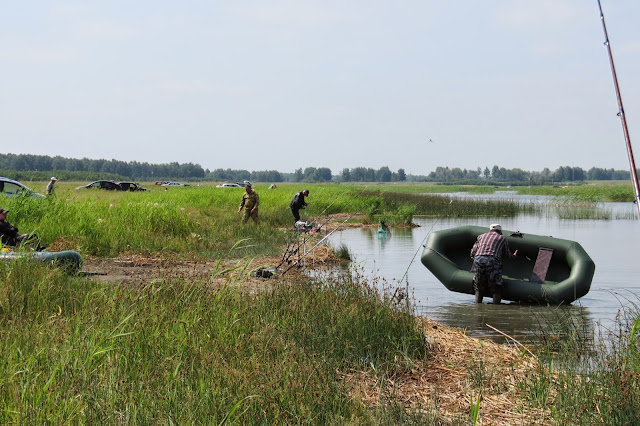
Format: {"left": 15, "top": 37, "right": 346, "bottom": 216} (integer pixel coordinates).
{"left": 0, "top": 250, "right": 83, "bottom": 273}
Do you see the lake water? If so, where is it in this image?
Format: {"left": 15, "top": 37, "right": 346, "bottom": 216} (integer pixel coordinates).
{"left": 324, "top": 194, "right": 640, "bottom": 345}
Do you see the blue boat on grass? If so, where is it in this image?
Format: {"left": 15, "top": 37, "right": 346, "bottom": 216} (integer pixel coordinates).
{"left": 0, "top": 250, "right": 83, "bottom": 273}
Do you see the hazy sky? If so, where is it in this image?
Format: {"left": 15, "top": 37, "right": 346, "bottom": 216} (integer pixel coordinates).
{"left": 2, "top": 1, "right": 639, "bottom": 175}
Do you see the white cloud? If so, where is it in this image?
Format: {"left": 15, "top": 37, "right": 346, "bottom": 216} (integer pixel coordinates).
{"left": 74, "top": 20, "right": 141, "bottom": 40}
{"left": 494, "top": 0, "right": 588, "bottom": 31}
{"left": 619, "top": 40, "right": 640, "bottom": 55}
{"left": 229, "top": 0, "right": 347, "bottom": 26}
{"left": 0, "top": 41, "right": 77, "bottom": 63}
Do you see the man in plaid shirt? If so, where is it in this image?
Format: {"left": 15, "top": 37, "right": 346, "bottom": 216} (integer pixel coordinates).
{"left": 470, "top": 224, "right": 517, "bottom": 304}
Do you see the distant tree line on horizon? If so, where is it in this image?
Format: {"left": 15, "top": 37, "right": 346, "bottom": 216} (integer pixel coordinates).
{"left": 426, "top": 165, "right": 631, "bottom": 184}
{"left": 0, "top": 153, "right": 634, "bottom": 184}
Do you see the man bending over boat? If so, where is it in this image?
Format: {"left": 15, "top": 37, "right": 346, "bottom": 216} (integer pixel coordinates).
{"left": 470, "top": 224, "right": 517, "bottom": 304}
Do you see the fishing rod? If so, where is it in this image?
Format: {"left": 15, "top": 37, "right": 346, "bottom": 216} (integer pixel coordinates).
{"left": 597, "top": 0, "right": 640, "bottom": 217}
{"left": 275, "top": 191, "right": 338, "bottom": 270}
{"left": 281, "top": 210, "right": 361, "bottom": 275}
{"left": 399, "top": 200, "right": 453, "bottom": 286}
{"left": 276, "top": 186, "right": 371, "bottom": 269}
{"left": 303, "top": 187, "right": 338, "bottom": 222}
{"left": 303, "top": 185, "right": 371, "bottom": 232}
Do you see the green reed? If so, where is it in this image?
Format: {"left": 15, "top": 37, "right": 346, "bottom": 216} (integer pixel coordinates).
{"left": 512, "top": 301, "right": 640, "bottom": 424}
{"left": 369, "top": 190, "right": 540, "bottom": 218}
{"left": 0, "top": 260, "right": 430, "bottom": 424}
{"left": 518, "top": 183, "right": 634, "bottom": 202}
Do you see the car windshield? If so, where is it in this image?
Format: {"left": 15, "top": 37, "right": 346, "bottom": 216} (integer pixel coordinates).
{"left": 1, "top": 182, "right": 27, "bottom": 196}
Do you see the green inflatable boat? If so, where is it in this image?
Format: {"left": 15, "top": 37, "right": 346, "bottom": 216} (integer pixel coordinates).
{"left": 0, "top": 250, "right": 83, "bottom": 273}
{"left": 420, "top": 225, "right": 595, "bottom": 304}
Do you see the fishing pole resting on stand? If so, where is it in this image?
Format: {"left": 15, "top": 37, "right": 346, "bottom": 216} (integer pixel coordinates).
{"left": 277, "top": 187, "right": 370, "bottom": 274}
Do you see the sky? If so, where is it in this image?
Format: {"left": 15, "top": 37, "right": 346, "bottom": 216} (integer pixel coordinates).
{"left": 2, "top": 1, "right": 639, "bottom": 176}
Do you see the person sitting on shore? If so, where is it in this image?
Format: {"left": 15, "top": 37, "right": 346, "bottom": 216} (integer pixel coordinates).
{"left": 0, "top": 208, "right": 44, "bottom": 250}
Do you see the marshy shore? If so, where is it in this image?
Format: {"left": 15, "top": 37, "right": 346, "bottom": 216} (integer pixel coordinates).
{"left": 1, "top": 181, "right": 638, "bottom": 423}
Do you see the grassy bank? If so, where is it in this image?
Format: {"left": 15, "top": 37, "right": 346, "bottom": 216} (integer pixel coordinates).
{"left": 516, "top": 305, "right": 640, "bottom": 424}
{"left": 0, "top": 260, "right": 429, "bottom": 424}
{"left": 1, "top": 182, "right": 540, "bottom": 257}
{"left": 2, "top": 260, "right": 640, "bottom": 424}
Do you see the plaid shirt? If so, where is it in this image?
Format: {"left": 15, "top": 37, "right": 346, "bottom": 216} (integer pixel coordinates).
{"left": 471, "top": 231, "right": 513, "bottom": 260}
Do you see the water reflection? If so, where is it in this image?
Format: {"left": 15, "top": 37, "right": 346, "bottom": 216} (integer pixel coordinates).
{"left": 420, "top": 303, "right": 595, "bottom": 348}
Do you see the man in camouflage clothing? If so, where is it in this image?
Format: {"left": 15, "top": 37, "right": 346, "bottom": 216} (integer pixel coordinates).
{"left": 237, "top": 182, "right": 259, "bottom": 224}
{"left": 470, "top": 224, "right": 517, "bottom": 304}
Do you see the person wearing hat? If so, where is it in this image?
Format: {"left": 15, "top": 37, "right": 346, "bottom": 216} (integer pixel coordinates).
{"left": 0, "top": 208, "right": 44, "bottom": 250}
{"left": 237, "top": 182, "right": 259, "bottom": 224}
{"left": 290, "top": 189, "right": 309, "bottom": 224}
{"left": 470, "top": 224, "right": 518, "bottom": 304}
{"left": 46, "top": 177, "right": 57, "bottom": 196}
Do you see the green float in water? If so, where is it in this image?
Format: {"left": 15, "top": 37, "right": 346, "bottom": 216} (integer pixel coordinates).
{"left": 420, "top": 225, "right": 595, "bottom": 304}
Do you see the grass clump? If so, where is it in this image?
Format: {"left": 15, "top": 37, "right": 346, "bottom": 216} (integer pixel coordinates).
{"left": 514, "top": 303, "right": 640, "bottom": 424}
{"left": 367, "top": 190, "right": 540, "bottom": 218}
{"left": 0, "top": 259, "right": 429, "bottom": 424}
{"left": 330, "top": 242, "right": 352, "bottom": 261}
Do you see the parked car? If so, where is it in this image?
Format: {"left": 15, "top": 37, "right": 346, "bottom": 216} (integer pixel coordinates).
{"left": 161, "top": 181, "right": 187, "bottom": 187}
{"left": 0, "top": 177, "right": 45, "bottom": 198}
{"left": 216, "top": 182, "right": 243, "bottom": 188}
{"left": 117, "top": 182, "right": 148, "bottom": 191}
{"left": 75, "top": 180, "right": 122, "bottom": 190}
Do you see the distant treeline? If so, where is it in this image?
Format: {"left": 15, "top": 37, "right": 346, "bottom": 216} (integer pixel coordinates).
{"left": 0, "top": 154, "right": 206, "bottom": 181}
{"left": 0, "top": 153, "right": 634, "bottom": 184}
{"left": 426, "top": 165, "right": 632, "bottom": 184}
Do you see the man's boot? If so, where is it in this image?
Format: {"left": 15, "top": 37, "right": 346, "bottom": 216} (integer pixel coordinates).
{"left": 491, "top": 283, "right": 502, "bottom": 305}
{"left": 473, "top": 278, "right": 483, "bottom": 304}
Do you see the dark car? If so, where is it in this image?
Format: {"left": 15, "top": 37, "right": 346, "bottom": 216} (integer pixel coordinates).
{"left": 0, "top": 176, "right": 45, "bottom": 198}
{"left": 75, "top": 180, "right": 122, "bottom": 190}
{"left": 117, "top": 182, "right": 148, "bottom": 191}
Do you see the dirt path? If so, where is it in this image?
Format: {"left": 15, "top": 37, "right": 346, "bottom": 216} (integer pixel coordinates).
{"left": 78, "top": 243, "right": 340, "bottom": 290}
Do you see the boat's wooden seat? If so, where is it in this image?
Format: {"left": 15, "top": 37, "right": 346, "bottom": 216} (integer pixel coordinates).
{"left": 530, "top": 247, "right": 554, "bottom": 283}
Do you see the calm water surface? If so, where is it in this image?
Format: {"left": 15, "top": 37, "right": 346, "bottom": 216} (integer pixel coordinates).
{"left": 325, "top": 197, "right": 640, "bottom": 344}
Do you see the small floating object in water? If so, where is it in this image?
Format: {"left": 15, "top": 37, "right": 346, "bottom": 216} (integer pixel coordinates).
{"left": 378, "top": 221, "right": 390, "bottom": 235}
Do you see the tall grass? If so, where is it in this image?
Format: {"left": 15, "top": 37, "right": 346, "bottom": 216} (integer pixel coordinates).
{"left": 519, "top": 183, "right": 634, "bottom": 202}
{"left": 0, "top": 259, "right": 430, "bottom": 423}
{"left": 0, "top": 183, "right": 544, "bottom": 258}
{"left": 514, "top": 301, "right": 640, "bottom": 424}
{"left": 368, "top": 190, "right": 541, "bottom": 218}
{"left": 351, "top": 181, "right": 635, "bottom": 203}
